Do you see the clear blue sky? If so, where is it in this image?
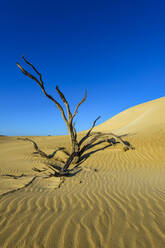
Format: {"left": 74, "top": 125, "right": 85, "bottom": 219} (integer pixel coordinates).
{"left": 0, "top": 0, "right": 165, "bottom": 136}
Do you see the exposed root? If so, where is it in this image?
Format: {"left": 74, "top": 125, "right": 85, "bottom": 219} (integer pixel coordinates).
{"left": 1, "top": 174, "right": 27, "bottom": 179}
{"left": 0, "top": 176, "right": 38, "bottom": 199}
{"left": 17, "top": 137, "right": 65, "bottom": 159}
{"left": 17, "top": 131, "right": 134, "bottom": 180}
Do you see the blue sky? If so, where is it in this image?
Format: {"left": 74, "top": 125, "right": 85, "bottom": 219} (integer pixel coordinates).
{"left": 0, "top": 0, "right": 165, "bottom": 136}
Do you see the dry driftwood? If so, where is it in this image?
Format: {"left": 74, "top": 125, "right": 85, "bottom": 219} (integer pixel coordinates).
{"left": 17, "top": 56, "right": 134, "bottom": 177}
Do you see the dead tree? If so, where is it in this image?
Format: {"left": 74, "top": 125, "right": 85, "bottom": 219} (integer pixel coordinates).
{"left": 17, "top": 56, "right": 134, "bottom": 176}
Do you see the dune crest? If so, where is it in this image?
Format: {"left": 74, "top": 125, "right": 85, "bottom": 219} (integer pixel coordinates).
{"left": 95, "top": 96, "right": 165, "bottom": 134}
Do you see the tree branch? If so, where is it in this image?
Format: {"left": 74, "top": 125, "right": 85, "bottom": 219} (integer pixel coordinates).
{"left": 17, "top": 138, "right": 64, "bottom": 159}
{"left": 16, "top": 62, "right": 42, "bottom": 87}
{"left": 22, "top": 55, "right": 44, "bottom": 86}
{"left": 16, "top": 56, "right": 68, "bottom": 124}
{"left": 78, "top": 116, "right": 101, "bottom": 147}
{"left": 89, "top": 132, "right": 135, "bottom": 151}
{"left": 72, "top": 89, "right": 87, "bottom": 120}
{"left": 56, "top": 86, "right": 72, "bottom": 121}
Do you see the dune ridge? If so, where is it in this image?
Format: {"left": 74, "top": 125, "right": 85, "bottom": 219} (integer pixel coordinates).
{"left": 95, "top": 96, "right": 165, "bottom": 134}
{"left": 0, "top": 97, "right": 165, "bottom": 247}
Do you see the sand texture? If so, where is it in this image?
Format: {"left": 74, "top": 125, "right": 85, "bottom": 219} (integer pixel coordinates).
{"left": 0, "top": 97, "right": 165, "bottom": 248}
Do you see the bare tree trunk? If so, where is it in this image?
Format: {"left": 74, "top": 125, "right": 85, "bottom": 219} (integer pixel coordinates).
{"left": 65, "top": 125, "right": 80, "bottom": 166}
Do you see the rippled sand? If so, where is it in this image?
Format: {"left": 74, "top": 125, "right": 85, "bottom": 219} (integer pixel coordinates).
{"left": 0, "top": 97, "right": 165, "bottom": 248}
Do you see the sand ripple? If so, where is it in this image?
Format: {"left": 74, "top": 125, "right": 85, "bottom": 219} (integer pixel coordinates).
{"left": 1, "top": 122, "right": 165, "bottom": 247}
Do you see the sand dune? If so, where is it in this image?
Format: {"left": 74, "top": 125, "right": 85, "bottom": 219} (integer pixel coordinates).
{"left": 95, "top": 96, "right": 165, "bottom": 134}
{"left": 0, "top": 97, "right": 165, "bottom": 248}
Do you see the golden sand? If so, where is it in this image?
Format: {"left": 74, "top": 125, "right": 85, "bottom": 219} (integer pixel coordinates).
{"left": 0, "top": 97, "right": 165, "bottom": 248}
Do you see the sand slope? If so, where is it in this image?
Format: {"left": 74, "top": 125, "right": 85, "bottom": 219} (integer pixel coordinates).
{"left": 0, "top": 97, "right": 165, "bottom": 248}
{"left": 95, "top": 96, "right": 165, "bottom": 134}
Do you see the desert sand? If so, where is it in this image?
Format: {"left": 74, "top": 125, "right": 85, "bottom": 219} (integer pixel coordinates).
{"left": 0, "top": 96, "right": 165, "bottom": 248}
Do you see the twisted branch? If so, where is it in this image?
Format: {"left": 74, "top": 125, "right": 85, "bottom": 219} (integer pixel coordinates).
{"left": 56, "top": 86, "right": 72, "bottom": 121}
{"left": 78, "top": 116, "right": 101, "bottom": 147}
{"left": 17, "top": 138, "right": 64, "bottom": 159}
{"left": 16, "top": 56, "right": 68, "bottom": 124}
{"left": 72, "top": 89, "right": 87, "bottom": 120}
{"left": 86, "top": 132, "right": 134, "bottom": 151}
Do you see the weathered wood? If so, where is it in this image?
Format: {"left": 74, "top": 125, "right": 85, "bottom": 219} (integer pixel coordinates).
{"left": 17, "top": 56, "right": 87, "bottom": 167}
{"left": 17, "top": 137, "right": 64, "bottom": 159}
{"left": 78, "top": 116, "right": 101, "bottom": 147}
{"left": 17, "top": 56, "right": 134, "bottom": 177}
